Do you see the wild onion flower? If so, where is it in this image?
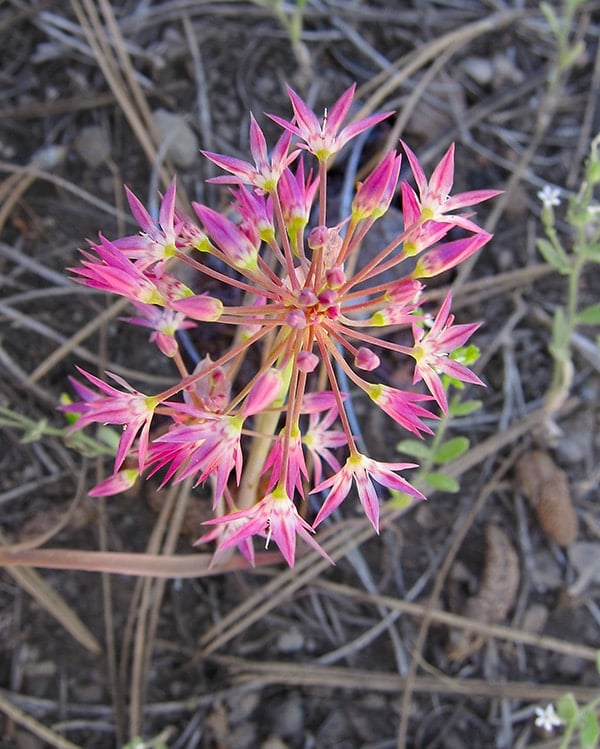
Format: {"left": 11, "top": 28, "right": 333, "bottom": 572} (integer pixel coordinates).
{"left": 66, "top": 85, "right": 496, "bottom": 566}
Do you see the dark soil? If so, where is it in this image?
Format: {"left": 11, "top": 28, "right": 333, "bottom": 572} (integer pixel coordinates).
{"left": 1, "top": 2, "right": 599, "bottom": 748}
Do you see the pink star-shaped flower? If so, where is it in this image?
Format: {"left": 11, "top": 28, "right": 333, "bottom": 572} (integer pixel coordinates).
{"left": 411, "top": 292, "right": 484, "bottom": 412}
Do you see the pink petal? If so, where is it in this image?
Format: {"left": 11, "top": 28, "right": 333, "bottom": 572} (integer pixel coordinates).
{"left": 428, "top": 143, "right": 455, "bottom": 200}
{"left": 400, "top": 181, "right": 422, "bottom": 228}
{"left": 338, "top": 111, "right": 393, "bottom": 147}
{"left": 158, "top": 179, "right": 176, "bottom": 233}
{"left": 445, "top": 189, "right": 503, "bottom": 211}
{"left": 249, "top": 114, "right": 269, "bottom": 170}
{"left": 324, "top": 84, "right": 356, "bottom": 133}
{"left": 400, "top": 140, "right": 428, "bottom": 197}
{"left": 125, "top": 187, "right": 155, "bottom": 235}
{"left": 286, "top": 86, "right": 321, "bottom": 134}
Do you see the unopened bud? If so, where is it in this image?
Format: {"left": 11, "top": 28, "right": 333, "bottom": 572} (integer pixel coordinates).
{"left": 326, "top": 265, "right": 346, "bottom": 289}
{"left": 243, "top": 368, "right": 283, "bottom": 416}
{"left": 298, "top": 288, "right": 318, "bottom": 306}
{"left": 355, "top": 347, "right": 380, "bottom": 371}
{"left": 297, "top": 351, "right": 319, "bottom": 372}
{"left": 286, "top": 309, "right": 307, "bottom": 328}
{"left": 308, "top": 225, "right": 329, "bottom": 251}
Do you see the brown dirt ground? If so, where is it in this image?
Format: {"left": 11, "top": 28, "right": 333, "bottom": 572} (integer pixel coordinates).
{"left": 1, "top": 1, "right": 600, "bottom": 748}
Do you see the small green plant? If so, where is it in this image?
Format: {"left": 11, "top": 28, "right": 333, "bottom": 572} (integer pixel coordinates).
{"left": 554, "top": 691, "right": 600, "bottom": 749}
{"left": 392, "top": 345, "right": 482, "bottom": 497}
{"left": 534, "top": 652, "right": 600, "bottom": 749}
{"left": 249, "top": 0, "right": 310, "bottom": 74}
{"left": 536, "top": 133, "right": 600, "bottom": 416}
{"left": 540, "top": 0, "right": 588, "bottom": 85}
{"left": 0, "top": 403, "right": 118, "bottom": 458}
{"left": 122, "top": 730, "right": 172, "bottom": 749}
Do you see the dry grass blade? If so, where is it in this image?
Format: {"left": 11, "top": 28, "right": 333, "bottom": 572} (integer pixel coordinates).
{"left": 313, "top": 580, "right": 598, "bottom": 663}
{"left": 0, "top": 689, "right": 84, "bottom": 749}
{"left": 0, "top": 161, "right": 130, "bottom": 222}
{"left": 215, "top": 655, "right": 600, "bottom": 703}
{"left": 0, "top": 173, "right": 36, "bottom": 235}
{"left": 69, "top": 0, "right": 164, "bottom": 184}
{"left": 355, "top": 10, "right": 522, "bottom": 118}
{"left": 127, "top": 480, "right": 193, "bottom": 737}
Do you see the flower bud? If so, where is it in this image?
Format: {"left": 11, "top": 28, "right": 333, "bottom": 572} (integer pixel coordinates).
{"left": 326, "top": 265, "right": 346, "bottom": 289}
{"left": 171, "top": 294, "right": 223, "bottom": 321}
{"left": 286, "top": 309, "right": 307, "bottom": 328}
{"left": 297, "top": 351, "right": 319, "bottom": 372}
{"left": 308, "top": 225, "right": 329, "bottom": 251}
{"left": 89, "top": 468, "right": 139, "bottom": 497}
{"left": 243, "top": 368, "right": 283, "bottom": 416}
{"left": 355, "top": 347, "right": 380, "bottom": 371}
{"left": 352, "top": 151, "right": 401, "bottom": 220}
{"left": 298, "top": 288, "right": 318, "bottom": 306}
{"left": 413, "top": 233, "right": 491, "bottom": 278}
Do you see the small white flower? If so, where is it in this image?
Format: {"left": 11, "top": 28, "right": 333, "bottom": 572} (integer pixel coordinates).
{"left": 537, "top": 185, "right": 561, "bottom": 208}
{"left": 534, "top": 704, "right": 563, "bottom": 732}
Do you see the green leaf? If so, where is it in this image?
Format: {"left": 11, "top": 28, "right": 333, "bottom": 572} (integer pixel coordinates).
{"left": 579, "top": 709, "right": 599, "bottom": 749}
{"left": 536, "top": 238, "right": 570, "bottom": 273}
{"left": 557, "top": 693, "right": 579, "bottom": 724}
{"left": 577, "top": 304, "right": 600, "bottom": 325}
{"left": 560, "top": 40, "right": 586, "bottom": 72}
{"left": 424, "top": 472, "right": 460, "bottom": 493}
{"left": 581, "top": 242, "right": 600, "bottom": 262}
{"left": 595, "top": 649, "right": 600, "bottom": 675}
{"left": 540, "top": 1, "right": 560, "bottom": 38}
{"left": 434, "top": 437, "right": 470, "bottom": 464}
{"left": 388, "top": 490, "right": 416, "bottom": 509}
{"left": 97, "top": 425, "right": 121, "bottom": 450}
{"left": 451, "top": 344, "right": 480, "bottom": 366}
{"left": 441, "top": 373, "right": 464, "bottom": 391}
{"left": 448, "top": 398, "right": 482, "bottom": 417}
{"left": 20, "top": 419, "right": 48, "bottom": 443}
{"left": 396, "top": 439, "right": 431, "bottom": 460}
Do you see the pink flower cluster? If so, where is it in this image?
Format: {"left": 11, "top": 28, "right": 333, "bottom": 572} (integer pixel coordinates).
{"left": 65, "top": 84, "right": 497, "bottom": 566}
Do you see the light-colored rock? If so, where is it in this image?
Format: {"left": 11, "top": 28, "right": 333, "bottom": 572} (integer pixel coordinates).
{"left": 74, "top": 126, "right": 110, "bottom": 168}
{"left": 153, "top": 109, "right": 198, "bottom": 168}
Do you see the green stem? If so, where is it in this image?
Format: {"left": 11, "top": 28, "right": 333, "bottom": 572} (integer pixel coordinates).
{"left": 546, "top": 251, "right": 586, "bottom": 407}
{"left": 415, "top": 410, "right": 449, "bottom": 487}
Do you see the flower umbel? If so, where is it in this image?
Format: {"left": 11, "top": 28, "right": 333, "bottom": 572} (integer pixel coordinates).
{"left": 66, "top": 85, "right": 496, "bottom": 566}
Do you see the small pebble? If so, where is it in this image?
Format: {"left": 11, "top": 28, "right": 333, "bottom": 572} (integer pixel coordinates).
{"left": 261, "top": 737, "right": 290, "bottom": 749}
{"left": 276, "top": 626, "right": 305, "bottom": 653}
{"left": 153, "top": 109, "right": 198, "bottom": 168}
{"left": 530, "top": 550, "right": 563, "bottom": 591}
{"left": 521, "top": 603, "right": 549, "bottom": 634}
{"left": 31, "top": 144, "right": 67, "bottom": 169}
{"left": 74, "top": 126, "right": 111, "bottom": 168}
{"left": 271, "top": 692, "right": 304, "bottom": 738}
{"left": 555, "top": 431, "right": 588, "bottom": 464}
{"left": 462, "top": 56, "right": 494, "bottom": 85}
{"left": 227, "top": 691, "right": 260, "bottom": 723}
